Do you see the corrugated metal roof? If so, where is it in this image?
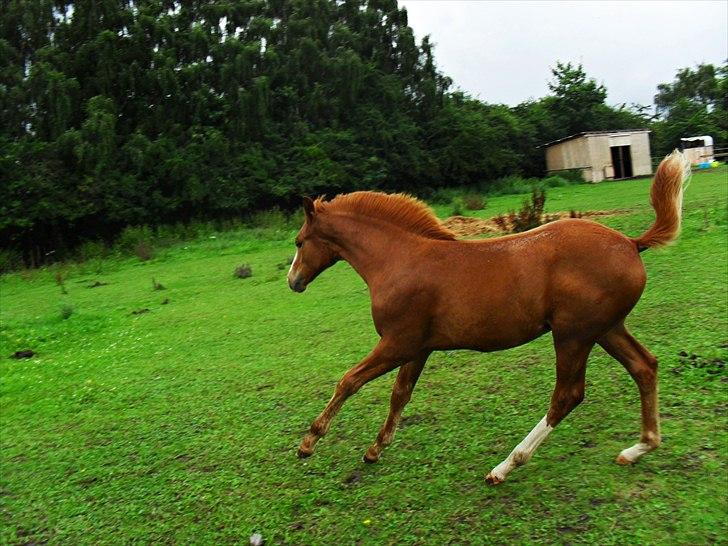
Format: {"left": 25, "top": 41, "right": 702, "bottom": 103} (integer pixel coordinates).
{"left": 540, "top": 128, "right": 651, "bottom": 148}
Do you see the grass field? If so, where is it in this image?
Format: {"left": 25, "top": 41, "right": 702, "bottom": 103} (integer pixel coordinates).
{"left": 1, "top": 168, "right": 727, "bottom": 545}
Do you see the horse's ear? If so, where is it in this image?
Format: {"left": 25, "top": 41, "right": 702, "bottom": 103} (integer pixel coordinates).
{"left": 303, "top": 196, "right": 315, "bottom": 221}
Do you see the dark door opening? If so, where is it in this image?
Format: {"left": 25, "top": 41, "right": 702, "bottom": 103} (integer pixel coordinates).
{"left": 610, "top": 145, "right": 633, "bottom": 179}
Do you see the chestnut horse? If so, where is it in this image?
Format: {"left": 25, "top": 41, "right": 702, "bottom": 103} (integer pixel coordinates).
{"left": 287, "top": 151, "right": 689, "bottom": 484}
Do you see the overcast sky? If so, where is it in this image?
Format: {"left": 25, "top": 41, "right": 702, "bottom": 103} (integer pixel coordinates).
{"left": 399, "top": 0, "right": 727, "bottom": 107}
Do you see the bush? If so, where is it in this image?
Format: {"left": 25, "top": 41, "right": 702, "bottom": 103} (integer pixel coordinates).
{"left": 249, "top": 208, "right": 288, "bottom": 229}
{"left": 116, "top": 226, "right": 154, "bottom": 255}
{"left": 54, "top": 269, "right": 68, "bottom": 294}
{"left": 496, "top": 189, "right": 560, "bottom": 233}
{"left": 430, "top": 188, "right": 458, "bottom": 205}
{"left": 542, "top": 175, "right": 571, "bottom": 188}
{"left": 451, "top": 197, "right": 464, "bottom": 216}
{"left": 134, "top": 242, "right": 155, "bottom": 261}
{"left": 462, "top": 194, "right": 485, "bottom": 210}
{"left": 59, "top": 302, "right": 74, "bottom": 320}
{"left": 557, "top": 169, "right": 586, "bottom": 183}
{"left": 76, "top": 241, "right": 108, "bottom": 262}
{"left": 234, "top": 264, "right": 253, "bottom": 279}
{"left": 0, "top": 249, "right": 23, "bottom": 273}
{"left": 484, "top": 175, "right": 540, "bottom": 196}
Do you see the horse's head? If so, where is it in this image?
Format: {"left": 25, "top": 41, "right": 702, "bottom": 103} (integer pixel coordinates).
{"left": 287, "top": 197, "right": 339, "bottom": 293}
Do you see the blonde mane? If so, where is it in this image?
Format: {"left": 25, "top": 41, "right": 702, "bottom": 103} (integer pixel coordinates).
{"left": 315, "top": 191, "right": 455, "bottom": 241}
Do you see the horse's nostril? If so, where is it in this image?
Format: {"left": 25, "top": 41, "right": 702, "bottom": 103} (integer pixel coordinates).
{"left": 288, "top": 275, "right": 306, "bottom": 292}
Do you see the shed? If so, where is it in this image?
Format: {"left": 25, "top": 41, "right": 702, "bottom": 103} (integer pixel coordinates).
{"left": 680, "top": 135, "right": 714, "bottom": 164}
{"left": 542, "top": 129, "right": 652, "bottom": 183}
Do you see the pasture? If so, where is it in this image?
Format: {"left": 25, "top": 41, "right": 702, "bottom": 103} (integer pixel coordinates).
{"left": 1, "top": 168, "right": 726, "bottom": 545}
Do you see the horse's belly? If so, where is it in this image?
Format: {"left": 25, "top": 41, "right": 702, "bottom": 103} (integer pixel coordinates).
{"left": 428, "top": 306, "right": 549, "bottom": 352}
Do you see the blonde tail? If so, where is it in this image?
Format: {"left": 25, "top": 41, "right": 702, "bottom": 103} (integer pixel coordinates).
{"left": 632, "top": 150, "right": 691, "bottom": 251}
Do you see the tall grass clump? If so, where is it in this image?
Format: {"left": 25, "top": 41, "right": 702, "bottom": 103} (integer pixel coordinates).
{"left": 59, "top": 302, "right": 74, "bottom": 320}
{"left": 462, "top": 194, "right": 486, "bottom": 210}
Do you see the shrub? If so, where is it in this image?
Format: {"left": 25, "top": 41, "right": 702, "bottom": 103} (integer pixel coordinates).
{"left": 234, "top": 264, "right": 253, "bottom": 279}
{"left": 54, "top": 270, "right": 68, "bottom": 294}
{"left": 451, "top": 197, "right": 464, "bottom": 216}
{"left": 497, "top": 189, "right": 559, "bottom": 234}
{"left": 250, "top": 208, "right": 288, "bottom": 229}
{"left": 430, "top": 188, "right": 458, "bottom": 205}
{"left": 0, "top": 249, "right": 23, "bottom": 273}
{"left": 116, "top": 226, "right": 153, "bottom": 255}
{"left": 59, "top": 302, "right": 74, "bottom": 320}
{"left": 558, "top": 169, "right": 586, "bottom": 183}
{"left": 462, "top": 193, "right": 485, "bottom": 210}
{"left": 76, "top": 241, "right": 107, "bottom": 262}
{"left": 134, "top": 242, "right": 155, "bottom": 261}
{"left": 542, "top": 175, "right": 570, "bottom": 188}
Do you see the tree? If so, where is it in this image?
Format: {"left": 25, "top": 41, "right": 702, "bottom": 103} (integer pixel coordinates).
{"left": 651, "top": 62, "right": 727, "bottom": 155}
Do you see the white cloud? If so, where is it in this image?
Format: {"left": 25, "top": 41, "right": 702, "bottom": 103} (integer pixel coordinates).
{"left": 399, "top": 0, "right": 728, "bottom": 106}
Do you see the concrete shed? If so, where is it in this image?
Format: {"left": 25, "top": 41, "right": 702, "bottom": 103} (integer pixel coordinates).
{"left": 542, "top": 129, "right": 652, "bottom": 182}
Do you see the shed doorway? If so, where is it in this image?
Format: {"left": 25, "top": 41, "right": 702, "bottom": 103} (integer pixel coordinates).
{"left": 610, "top": 145, "right": 633, "bottom": 179}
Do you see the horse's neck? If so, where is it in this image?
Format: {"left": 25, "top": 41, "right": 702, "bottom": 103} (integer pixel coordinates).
{"left": 327, "top": 215, "right": 424, "bottom": 286}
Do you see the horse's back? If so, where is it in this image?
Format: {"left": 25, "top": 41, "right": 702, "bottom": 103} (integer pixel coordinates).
{"left": 422, "top": 219, "right": 646, "bottom": 350}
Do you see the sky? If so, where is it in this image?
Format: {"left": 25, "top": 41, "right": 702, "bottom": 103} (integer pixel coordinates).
{"left": 399, "top": 0, "right": 728, "bottom": 107}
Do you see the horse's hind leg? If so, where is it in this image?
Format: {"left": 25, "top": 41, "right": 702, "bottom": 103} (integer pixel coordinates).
{"left": 363, "top": 353, "right": 429, "bottom": 463}
{"left": 598, "top": 324, "right": 661, "bottom": 464}
{"left": 486, "top": 338, "right": 592, "bottom": 485}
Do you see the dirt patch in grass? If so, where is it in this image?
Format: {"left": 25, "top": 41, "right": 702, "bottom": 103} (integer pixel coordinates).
{"left": 443, "top": 209, "right": 625, "bottom": 238}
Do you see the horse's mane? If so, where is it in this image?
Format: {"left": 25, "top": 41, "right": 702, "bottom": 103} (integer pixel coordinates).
{"left": 315, "top": 191, "right": 456, "bottom": 241}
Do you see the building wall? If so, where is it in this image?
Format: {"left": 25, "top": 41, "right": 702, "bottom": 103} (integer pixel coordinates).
{"left": 544, "top": 137, "right": 593, "bottom": 182}
{"left": 545, "top": 131, "right": 652, "bottom": 183}
{"left": 683, "top": 146, "right": 714, "bottom": 164}
{"left": 628, "top": 131, "right": 652, "bottom": 177}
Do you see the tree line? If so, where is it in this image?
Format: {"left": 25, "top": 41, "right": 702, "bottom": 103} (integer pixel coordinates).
{"left": 1, "top": 0, "right": 726, "bottom": 266}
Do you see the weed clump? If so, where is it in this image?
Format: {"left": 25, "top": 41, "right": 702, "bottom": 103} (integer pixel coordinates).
{"left": 134, "top": 242, "right": 154, "bottom": 261}
{"left": 451, "top": 197, "right": 464, "bottom": 216}
{"left": 463, "top": 194, "right": 486, "bottom": 210}
{"left": 54, "top": 270, "right": 68, "bottom": 294}
{"left": 234, "top": 264, "right": 253, "bottom": 279}
{"left": 60, "top": 302, "right": 74, "bottom": 320}
{"left": 494, "top": 189, "right": 559, "bottom": 233}
{"left": 152, "top": 278, "right": 166, "bottom": 291}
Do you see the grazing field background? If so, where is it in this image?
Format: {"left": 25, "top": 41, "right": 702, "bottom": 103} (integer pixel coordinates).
{"left": 1, "top": 168, "right": 726, "bottom": 545}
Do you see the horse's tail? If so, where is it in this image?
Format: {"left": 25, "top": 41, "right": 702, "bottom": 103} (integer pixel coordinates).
{"left": 632, "top": 150, "right": 691, "bottom": 252}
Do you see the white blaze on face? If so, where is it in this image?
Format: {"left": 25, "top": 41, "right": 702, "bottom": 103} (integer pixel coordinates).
{"left": 288, "top": 249, "right": 299, "bottom": 279}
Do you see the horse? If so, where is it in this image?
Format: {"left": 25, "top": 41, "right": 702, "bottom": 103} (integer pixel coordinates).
{"left": 287, "top": 151, "right": 689, "bottom": 484}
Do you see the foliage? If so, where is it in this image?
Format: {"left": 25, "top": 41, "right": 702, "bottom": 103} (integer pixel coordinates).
{"left": 462, "top": 193, "right": 485, "bottom": 211}
{"left": 651, "top": 63, "right": 728, "bottom": 156}
{"left": 1, "top": 169, "right": 726, "bottom": 544}
{"left": 493, "top": 188, "right": 559, "bottom": 233}
{"left": 233, "top": 264, "right": 253, "bottom": 279}
{"left": 1, "top": 1, "right": 725, "bottom": 267}
{"left": 58, "top": 301, "right": 74, "bottom": 320}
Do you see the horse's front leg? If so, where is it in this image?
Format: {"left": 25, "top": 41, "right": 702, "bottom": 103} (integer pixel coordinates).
{"left": 363, "top": 352, "right": 429, "bottom": 463}
{"left": 297, "top": 341, "right": 404, "bottom": 458}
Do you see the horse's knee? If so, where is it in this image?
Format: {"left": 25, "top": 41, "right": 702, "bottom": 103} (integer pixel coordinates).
{"left": 547, "top": 385, "right": 584, "bottom": 425}
{"left": 336, "top": 378, "right": 358, "bottom": 398}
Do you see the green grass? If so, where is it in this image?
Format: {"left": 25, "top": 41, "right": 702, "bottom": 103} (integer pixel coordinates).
{"left": 1, "top": 168, "right": 727, "bottom": 545}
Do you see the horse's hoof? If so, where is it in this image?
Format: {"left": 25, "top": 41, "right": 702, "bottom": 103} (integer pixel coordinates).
{"left": 297, "top": 448, "right": 313, "bottom": 459}
{"left": 485, "top": 472, "right": 504, "bottom": 485}
{"left": 615, "top": 454, "right": 634, "bottom": 465}
{"left": 362, "top": 453, "right": 378, "bottom": 464}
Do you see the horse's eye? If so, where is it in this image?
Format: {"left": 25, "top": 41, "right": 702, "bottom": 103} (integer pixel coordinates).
{"left": 295, "top": 240, "right": 302, "bottom": 248}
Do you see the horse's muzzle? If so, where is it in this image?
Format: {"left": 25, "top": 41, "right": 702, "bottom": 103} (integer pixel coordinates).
{"left": 288, "top": 274, "right": 307, "bottom": 293}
